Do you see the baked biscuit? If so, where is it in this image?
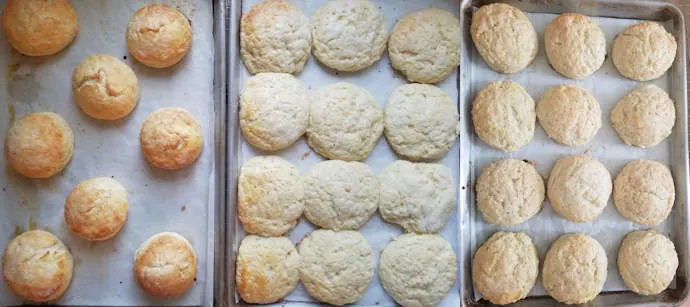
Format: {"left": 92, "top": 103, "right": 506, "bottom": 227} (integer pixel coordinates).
{"left": 547, "top": 155, "right": 611, "bottom": 223}
{"left": 384, "top": 84, "right": 459, "bottom": 161}
{"left": 6, "top": 112, "right": 74, "bottom": 178}
{"left": 72, "top": 54, "right": 139, "bottom": 120}
{"left": 537, "top": 84, "right": 601, "bottom": 146}
{"left": 239, "top": 73, "right": 308, "bottom": 151}
{"left": 472, "top": 81, "right": 535, "bottom": 152}
{"left": 299, "top": 230, "right": 373, "bottom": 305}
{"left": 611, "top": 84, "right": 675, "bottom": 148}
{"left": 379, "top": 234, "right": 457, "bottom": 307}
{"left": 614, "top": 160, "right": 675, "bottom": 226}
{"left": 303, "top": 160, "right": 378, "bottom": 230}
{"left": 476, "top": 159, "right": 544, "bottom": 225}
{"left": 472, "top": 232, "right": 539, "bottom": 305}
{"left": 238, "top": 156, "right": 304, "bottom": 236}
{"left": 2, "top": 230, "right": 74, "bottom": 302}
{"left": 471, "top": 3, "right": 538, "bottom": 74}
{"left": 134, "top": 232, "right": 197, "bottom": 297}
{"left": 139, "top": 107, "right": 202, "bottom": 170}
{"left": 64, "top": 177, "right": 129, "bottom": 241}
{"left": 612, "top": 22, "right": 677, "bottom": 81}
{"left": 542, "top": 233, "right": 607, "bottom": 304}
{"left": 236, "top": 236, "right": 300, "bottom": 304}
{"left": 618, "top": 229, "right": 678, "bottom": 295}
{"left": 240, "top": 0, "right": 311, "bottom": 74}
{"left": 388, "top": 8, "right": 461, "bottom": 83}
{"left": 310, "top": 0, "right": 387, "bottom": 72}
{"left": 126, "top": 4, "right": 192, "bottom": 68}
{"left": 379, "top": 160, "right": 456, "bottom": 233}
{"left": 1, "top": 0, "right": 78, "bottom": 56}
{"left": 544, "top": 13, "right": 606, "bottom": 79}
{"left": 307, "top": 82, "right": 383, "bottom": 161}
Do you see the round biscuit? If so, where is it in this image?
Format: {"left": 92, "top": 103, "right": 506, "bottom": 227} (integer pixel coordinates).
{"left": 240, "top": 73, "right": 308, "bottom": 151}
{"left": 126, "top": 4, "right": 192, "bottom": 68}
{"left": 307, "top": 82, "right": 383, "bottom": 161}
{"left": 611, "top": 84, "right": 675, "bottom": 148}
{"left": 139, "top": 107, "right": 203, "bottom": 170}
{"left": 310, "top": 0, "right": 387, "bottom": 72}
{"left": 388, "top": 8, "right": 461, "bottom": 84}
{"left": 379, "top": 234, "right": 457, "bottom": 307}
{"left": 299, "top": 230, "right": 373, "bottom": 305}
{"left": 240, "top": 0, "right": 311, "bottom": 74}
{"left": 2, "top": 230, "right": 74, "bottom": 302}
{"left": 537, "top": 84, "right": 601, "bottom": 146}
{"left": 134, "top": 232, "right": 197, "bottom": 297}
{"left": 547, "top": 155, "right": 612, "bottom": 223}
{"left": 238, "top": 156, "right": 304, "bottom": 236}
{"left": 471, "top": 3, "right": 538, "bottom": 74}
{"left": 544, "top": 13, "right": 606, "bottom": 79}
{"left": 379, "top": 160, "right": 456, "bottom": 233}
{"left": 5, "top": 112, "right": 74, "bottom": 178}
{"left": 612, "top": 21, "right": 677, "bottom": 81}
{"left": 614, "top": 159, "right": 675, "bottom": 226}
{"left": 1, "top": 0, "right": 78, "bottom": 56}
{"left": 303, "top": 160, "right": 378, "bottom": 230}
{"left": 64, "top": 177, "right": 129, "bottom": 241}
{"left": 618, "top": 229, "right": 678, "bottom": 295}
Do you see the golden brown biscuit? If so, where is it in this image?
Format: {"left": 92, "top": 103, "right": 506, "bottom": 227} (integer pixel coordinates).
{"left": 126, "top": 4, "right": 192, "bottom": 68}
{"left": 1, "top": 0, "right": 78, "bottom": 56}
{"left": 65, "top": 177, "right": 129, "bottom": 241}
{"left": 5, "top": 112, "right": 74, "bottom": 178}
{"left": 2, "top": 230, "right": 74, "bottom": 302}
{"left": 139, "top": 107, "right": 203, "bottom": 170}
{"left": 134, "top": 232, "right": 197, "bottom": 297}
{"left": 72, "top": 54, "right": 139, "bottom": 120}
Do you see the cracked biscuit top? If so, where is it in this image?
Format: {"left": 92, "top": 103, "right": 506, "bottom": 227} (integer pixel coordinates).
{"left": 126, "top": 4, "right": 192, "bottom": 68}
{"left": 72, "top": 54, "right": 139, "bottom": 120}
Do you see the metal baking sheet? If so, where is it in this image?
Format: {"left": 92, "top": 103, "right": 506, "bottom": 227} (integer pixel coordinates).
{"left": 458, "top": 0, "right": 689, "bottom": 305}
{"left": 0, "top": 0, "right": 224, "bottom": 306}
{"left": 226, "top": 0, "right": 463, "bottom": 306}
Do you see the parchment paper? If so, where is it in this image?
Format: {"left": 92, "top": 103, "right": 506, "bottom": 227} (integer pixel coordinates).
{"left": 0, "top": 1, "right": 216, "bottom": 305}
{"left": 468, "top": 13, "right": 676, "bottom": 298}
{"left": 234, "top": 0, "right": 461, "bottom": 306}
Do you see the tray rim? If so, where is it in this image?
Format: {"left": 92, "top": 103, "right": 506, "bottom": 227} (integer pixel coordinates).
{"left": 457, "top": 0, "right": 690, "bottom": 306}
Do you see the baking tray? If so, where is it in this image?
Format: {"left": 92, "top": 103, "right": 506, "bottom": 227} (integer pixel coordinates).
{"left": 225, "top": 0, "right": 463, "bottom": 306}
{"left": 457, "top": 0, "right": 689, "bottom": 306}
{"left": 0, "top": 0, "right": 226, "bottom": 306}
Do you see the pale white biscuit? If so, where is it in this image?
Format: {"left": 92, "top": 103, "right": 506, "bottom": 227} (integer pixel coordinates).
{"left": 388, "top": 8, "right": 461, "bottom": 84}
{"left": 2, "top": 230, "right": 73, "bottom": 302}
{"left": 134, "top": 232, "right": 197, "bottom": 297}
{"left": 384, "top": 84, "right": 459, "bottom": 161}
{"left": 139, "top": 107, "right": 203, "bottom": 170}
{"left": 5, "top": 112, "right": 74, "bottom": 179}
{"left": 303, "top": 160, "right": 378, "bottom": 230}
{"left": 240, "top": 0, "right": 311, "bottom": 74}
{"left": 614, "top": 160, "right": 675, "bottom": 226}
{"left": 544, "top": 13, "right": 606, "bottom": 79}
{"left": 236, "top": 235, "right": 300, "bottom": 304}
{"left": 476, "top": 159, "right": 544, "bottom": 225}
{"left": 472, "top": 81, "right": 535, "bottom": 152}
{"left": 379, "top": 234, "right": 457, "bottom": 307}
{"left": 307, "top": 82, "right": 383, "bottom": 161}
{"left": 299, "top": 230, "right": 373, "bottom": 305}
{"left": 126, "top": 4, "right": 192, "bottom": 68}
{"left": 618, "top": 229, "right": 678, "bottom": 295}
{"left": 1, "top": 0, "right": 78, "bottom": 56}
{"left": 240, "top": 73, "right": 308, "bottom": 151}
{"left": 72, "top": 54, "right": 139, "bottom": 120}
{"left": 547, "top": 155, "right": 612, "bottom": 223}
{"left": 310, "top": 0, "right": 387, "bottom": 72}
{"left": 537, "top": 84, "right": 601, "bottom": 146}
{"left": 238, "top": 156, "right": 304, "bottom": 236}
{"left": 379, "top": 160, "right": 456, "bottom": 233}
{"left": 65, "top": 177, "right": 129, "bottom": 241}
{"left": 471, "top": 3, "right": 538, "bottom": 74}
{"left": 611, "top": 84, "right": 676, "bottom": 148}
{"left": 542, "top": 233, "right": 607, "bottom": 304}
{"left": 472, "top": 231, "right": 539, "bottom": 305}
{"left": 612, "top": 21, "right": 677, "bottom": 81}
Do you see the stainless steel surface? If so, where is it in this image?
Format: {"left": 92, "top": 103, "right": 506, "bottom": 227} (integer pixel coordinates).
{"left": 458, "top": 0, "right": 689, "bottom": 306}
